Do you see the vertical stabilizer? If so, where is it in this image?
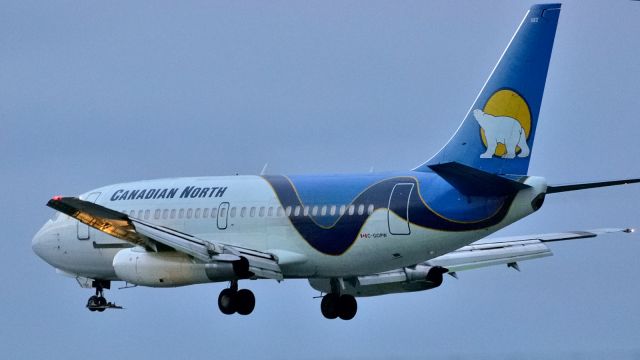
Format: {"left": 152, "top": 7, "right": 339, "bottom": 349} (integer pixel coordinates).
{"left": 415, "top": 3, "right": 561, "bottom": 175}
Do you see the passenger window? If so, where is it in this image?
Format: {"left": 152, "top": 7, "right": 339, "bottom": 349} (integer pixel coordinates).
{"left": 294, "top": 206, "right": 301, "bottom": 216}
{"left": 348, "top": 205, "right": 355, "bottom": 216}
{"left": 203, "top": 208, "right": 209, "bottom": 218}
{"left": 280, "top": 207, "right": 287, "bottom": 216}
{"left": 268, "top": 207, "right": 274, "bottom": 217}
{"left": 220, "top": 207, "right": 227, "bottom": 218}
{"left": 312, "top": 206, "right": 318, "bottom": 216}
{"left": 320, "top": 206, "right": 327, "bottom": 216}
{"left": 357, "top": 204, "right": 364, "bottom": 215}
{"left": 144, "top": 209, "right": 150, "bottom": 220}
{"left": 129, "top": 210, "right": 135, "bottom": 217}
{"left": 285, "top": 206, "right": 292, "bottom": 216}
{"left": 367, "top": 204, "right": 374, "bottom": 215}
{"left": 259, "top": 207, "right": 265, "bottom": 217}
{"left": 154, "top": 209, "right": 160, "bottom": 219}
{"left": 250, "top": 207, "right": 256, "bottom": 217}
{"left": 230, "top": 207, "right": 236, "bottom": 217}
{"left": 240, "top": 207, "right": 247, "bottom": 217}
{"left": 178, "top": 209, "right": 184, "bottom": 219}
{"left": 330, "top": 205, "right": 336, "bottom": 216}
{"left": 211, "top": 208, "right": 217, "bottom": 218}
{"left": 339, "top": 205, "right": 346, "bottom": 216}
{"left": 195, "top": 208, "right": 201, "bottom": 218}
{"left": 162, "top": 209, "right": 169, "bottom": 219}
{"left": 170, "top": 209, "right": 176, "bottom": 219}
{"left": 303, "top": 206, "right": 309, "bottom": 216}
{"left": 138, "top": 210, "right": 144, "bottom": 218}
{"left": 187, "top": 208, "right": 193, "bottom": 219}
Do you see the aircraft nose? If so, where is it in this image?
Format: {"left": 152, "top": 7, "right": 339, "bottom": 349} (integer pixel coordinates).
{"left": 32, "top": 221, "right": 53, "bottom": 260}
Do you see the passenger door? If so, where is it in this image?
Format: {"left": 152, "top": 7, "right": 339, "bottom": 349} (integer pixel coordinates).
{"left": 387, "top": 183, "right": 413, "bottom": 235}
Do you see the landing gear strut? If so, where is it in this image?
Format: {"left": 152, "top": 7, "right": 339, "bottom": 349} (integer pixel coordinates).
{"left": 217, "top": 280, "right": 255, "bottom": 316}
{"left": 320, "top": 278, "right": 358, "bottom": 320}
{"left": 86, "top": 280, "right": 122, "bottom": 312}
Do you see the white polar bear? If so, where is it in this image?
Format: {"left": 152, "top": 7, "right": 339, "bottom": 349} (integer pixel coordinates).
{"left": 473, "top": 109, "right": 530, "bottom": 159}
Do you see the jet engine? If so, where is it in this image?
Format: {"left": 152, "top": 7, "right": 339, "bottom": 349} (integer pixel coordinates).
{"left": 112, "top": 248, "right": 247, "bottom": 287}
{"left": 308, "top": 265, "right": 448, "bottom": 297}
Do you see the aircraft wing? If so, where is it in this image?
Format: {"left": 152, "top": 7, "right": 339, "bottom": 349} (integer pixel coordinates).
{"left": 46, "top": 197, "right": 283, "bottom": 280}
{"left": 425, "top": 228, "right": 634, "bottom": 273}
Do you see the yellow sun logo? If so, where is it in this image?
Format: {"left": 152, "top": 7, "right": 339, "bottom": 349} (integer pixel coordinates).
{"left": 477, "top": 89, "right": 531, "bottom": 158}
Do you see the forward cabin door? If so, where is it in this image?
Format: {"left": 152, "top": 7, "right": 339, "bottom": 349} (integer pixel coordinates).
{"left": 77, "top": 192, "right": 101, "bottom": 240}
{"left": 387, "top": 183, "right": 413, "bottom": 235}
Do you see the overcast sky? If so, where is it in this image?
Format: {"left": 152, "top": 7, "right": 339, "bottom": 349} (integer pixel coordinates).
{"left": 2, "top": 1, "right": 640, "bottom": 359}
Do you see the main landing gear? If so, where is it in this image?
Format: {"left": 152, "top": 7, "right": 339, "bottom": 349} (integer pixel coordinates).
{"left": 86, "top": 280, "right": 122, "bottom": 312}
{"left": 217, "top": 280, "right": 255, "bottom": 316}
{"left": 320, "top": 293, "right": 357, "bottom": 320}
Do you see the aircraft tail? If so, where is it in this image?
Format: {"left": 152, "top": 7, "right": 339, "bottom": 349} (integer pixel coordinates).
{"left": 414, "top": 3, "right": 561, "bottom": 175}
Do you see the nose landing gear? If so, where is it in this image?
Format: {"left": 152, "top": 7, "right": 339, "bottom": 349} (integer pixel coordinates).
{"left": 86, "top": 280, "right": 122, "bottom": 312}
{"left": 217, "top": 280, "right": 255, "bottom": 316}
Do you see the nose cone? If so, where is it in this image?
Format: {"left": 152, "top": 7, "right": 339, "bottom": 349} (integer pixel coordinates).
{"left": 32, "top": 220, "right": 52, "bottom": 261}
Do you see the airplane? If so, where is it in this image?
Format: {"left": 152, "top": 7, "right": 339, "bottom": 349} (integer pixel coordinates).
{"left": 32, "top": 3, "right": 640, "bottom": 320}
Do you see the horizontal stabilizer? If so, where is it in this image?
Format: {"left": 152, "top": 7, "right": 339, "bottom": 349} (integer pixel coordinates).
{"left": 547, "top": 179, "right": 640, "bottom": 194}
{"left": 428, "top": 162, "right": 530, "bottom": 196}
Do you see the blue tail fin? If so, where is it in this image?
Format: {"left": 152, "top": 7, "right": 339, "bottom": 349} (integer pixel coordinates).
{"left": 415, "top": 3, "right": 561, "bottom": 175}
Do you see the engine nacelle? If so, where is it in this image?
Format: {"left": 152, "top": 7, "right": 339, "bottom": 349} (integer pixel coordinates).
{"left": 308, "top": 265, "right": 448, "bottom": 297}
{"left": 113, "top": 248, "right": 242, "bottom": 287}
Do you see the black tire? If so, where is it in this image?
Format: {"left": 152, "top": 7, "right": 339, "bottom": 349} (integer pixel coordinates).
{"left": 96, "top": 296, "right": 107, "bottom": 312}
{"left": 218, "top": 288, "right": 237, "bottom": 315}
{"left": 338, "top": 294, "right": 357, "bottom": 320}
{"left": 236, "top": 289, "right": 256, "bottom": 315}
{"left": 320, "top": 293, "right": 340, "bottom": 319}
{"left": 87, "top": 295, "right": 99, "bottom": 312}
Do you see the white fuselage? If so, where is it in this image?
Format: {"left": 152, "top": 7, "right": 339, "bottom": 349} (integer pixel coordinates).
{"left": 32, "top": 174, "right": 547, "bottom": 285}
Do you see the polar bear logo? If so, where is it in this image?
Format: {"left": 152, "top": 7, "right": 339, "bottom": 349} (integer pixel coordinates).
{"left": 473, "top": 109, "right": 530, "bottom": 159}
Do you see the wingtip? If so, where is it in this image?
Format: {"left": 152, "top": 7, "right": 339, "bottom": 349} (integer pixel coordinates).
{"left": 624, "top": 228, "right": 635, "bottom": 234}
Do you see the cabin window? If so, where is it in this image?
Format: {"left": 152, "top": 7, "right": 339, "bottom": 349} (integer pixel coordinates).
{"left": 240, "top": 207, "right": 247, "bottom": 217}
{"left": 230, "top": 207, "right": 236, "bottom": 218}
{"left": 187, "top": 208, "right": 193, "bottom": 219}
{"left": 294, "top": 206, "right": 301, "bottom": 217}
{"left": 303, "top": 206, "right": 309, "bottom": 216}
{"left": 195, "top": 208, "right": 201, "bottom": 218}
{"left": 268, "top": 207, "right": 274, "bottom": 217}
{"left": 330, "top": 205, "right": 336, "bottom": 216}
{"left": 357, "top": 204, "right": 365, "bottom": 216}
{"left": 220, "top": 207, "right": 227, "bottom": 218}
{"left": 285, "top": 206, "right": 292, "bottom": 216}
{"left": 348, "top": 205, "right": 355, "bottom": 216}
{"left": 203, "top": 208, "right": 209, "bottom": 218}
{"left": 339, "top": 205, "right": 346, "bottom": 216}
{"left": 170, "top": 209, "right": 176, "bottom": 219}
{"left": 250, "top": 207, "right": 256, "bottom": 217}
{"left": 211, "top": 208, "right": 217, "bottom": 218}
{"left": 178, "top": 209, "right": 184, "bottom": 219}
{"left": 311, "top": 206, "right": 318, "bottom": 216}
{"left": 259, "top": 207, "right": 265, "bottom": 217}
{"left": 278, "top": 207, "right": 285, "bottom": 217}
{"left": 162, "top": 209, "right": 169, "bottom": 219}
{"left": 144, "top": 209, "right": 150, "bottom": 220}
{"left": 320, "top": 206, "right": 327, "bottom": 216}
{"left": 129, "top": 210, "right": 135, "bottom": 217}
{"left": 367, "top": 204, "right": 374, "bottom": 215}
{"left": 138, "top": 210, "right": 144, "bottom": 218}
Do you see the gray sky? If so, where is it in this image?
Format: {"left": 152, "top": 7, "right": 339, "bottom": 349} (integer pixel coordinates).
{"left": 2, "top": 1, "right": 640, "bottom": 359}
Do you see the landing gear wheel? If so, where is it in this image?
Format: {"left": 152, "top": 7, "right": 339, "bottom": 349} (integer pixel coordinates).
{"left": 87, "top": 296, "right": 99, "bottom": 312}
{"left": 236, "top": 289, "right": 256, "bottom": 315}
{"left": 337, "top": 294, "right": 357, "bottom": 320}
{"left": 96, "top": 296, "right": 107, "bottom": 312}
{"left": 218, "top": 288, "right": 237, "bottom": 315}
{"left": 320, "top": 293, "right": 340, "bottom": 319}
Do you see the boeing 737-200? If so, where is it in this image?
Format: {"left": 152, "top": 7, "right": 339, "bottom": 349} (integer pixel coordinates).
{"left": 32, "top": 3, "right": 639, "bottom": 320}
